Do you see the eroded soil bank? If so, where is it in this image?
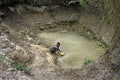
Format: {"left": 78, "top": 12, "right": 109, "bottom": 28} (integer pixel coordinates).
{"left": 0, "top": 4, "right": 120, "bottom": 80}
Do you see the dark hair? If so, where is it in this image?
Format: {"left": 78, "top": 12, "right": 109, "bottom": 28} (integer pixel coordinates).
{"left": 57, "top": 42, "right": 60, "bottom": 47}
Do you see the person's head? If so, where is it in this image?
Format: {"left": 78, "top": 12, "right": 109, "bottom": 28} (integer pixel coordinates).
{"left": 57, "top": 42, "right": 60, "bottom": 47}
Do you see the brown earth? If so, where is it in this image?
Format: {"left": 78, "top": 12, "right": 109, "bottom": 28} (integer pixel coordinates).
{"left": 0, "top": 3, "right": 119, "bottom": 80}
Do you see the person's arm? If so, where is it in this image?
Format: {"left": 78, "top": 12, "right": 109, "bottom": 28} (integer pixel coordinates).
{"left": 58, "top": 47, "right": 61, "bottom": 52}
{"left": 56, "top": 48, "right": 62, "bottom": 56}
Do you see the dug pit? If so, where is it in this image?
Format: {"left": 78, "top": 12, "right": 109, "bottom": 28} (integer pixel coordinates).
{"left": 3, "top": 10, "right": 106, "bottom": 69}
{"left": 38, "top": 31, "right": 106, "bottom": 69}
{"left": 3, "top": 9, "right": 108, "bottom": 79}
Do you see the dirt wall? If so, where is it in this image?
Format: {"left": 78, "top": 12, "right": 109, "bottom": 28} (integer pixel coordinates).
{"left": 86, "top": 0, "right": 120, "bottom": 70}
{"left": 86, "top": 0, "right": 120, "bottom": 24}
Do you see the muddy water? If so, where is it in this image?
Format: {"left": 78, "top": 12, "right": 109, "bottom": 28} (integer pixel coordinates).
{"left": 38, "top": 31, "right": 105, "bottom": 69}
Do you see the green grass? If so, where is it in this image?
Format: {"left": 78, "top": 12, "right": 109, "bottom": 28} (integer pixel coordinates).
{"left": 0, "top": 54, "right": 31, "bottom": 75}
{"left": 79, "top": 0, "right": 86, "bottom": 7}
{"left": 12, "top": 63, "right": 31, "bottom": 75}
{"left": 101, "top": 16, "right": 110, "bottom": 24}
{"left": 0, "top": 54, "right": 5, "bottom": 63}
{"left": 68, "top": 0, "right": 86, "bottom": 7}
{"left": 83, "top": 59, "right": 91, "bottom": 66}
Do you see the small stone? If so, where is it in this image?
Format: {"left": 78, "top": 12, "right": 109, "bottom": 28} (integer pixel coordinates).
{"left": 39, "top": 27, "right": 44, "bottom": 30}
{"left": 7, "top": 68, "right": 16, "bottom": 71}
{"left": 26, "top": 35, "right": 33, "bottom": 41}
{"left": 0, "top": 11, "right": 4, "bottom": 16}
{"left": 39, "top": 6, "right": 47, "bottom": 12}
{"left": 19, "top": 76, "right": 28, "bottom": 80}
{"left": 9, "top": 79, "right": 16, "bottom": 80}
{"left": 8, "top": 7, "right": 14, "bottom": 12}
{"left": 61, "top": 30, "right": 67, "bottom": 33}
{"left": 47, "top": 21, "right": 52, "bottom": 25}
{"left": 10, "top": 42, "right": 15, "bottom": 49}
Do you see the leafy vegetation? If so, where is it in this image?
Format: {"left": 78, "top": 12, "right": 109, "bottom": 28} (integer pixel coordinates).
{"left": 101, "top": 16, "right": 110, "bottom": 24}
{"left": 68, "top": 0, "right": 86, "bottom": 7}
{"left": 79, "top": 0, "right": 86, "bottom": 7}
{"left": 83, "top": 59, "right": 91, "bottom": 66}
{"left": 0, "top": 54, "right": 5, "bottom": 63}
{"left": 0, "top": 54, "right": 31, "bottom": 75}
{"left": 12, "top": 63, "right": 31, "bottom": 75}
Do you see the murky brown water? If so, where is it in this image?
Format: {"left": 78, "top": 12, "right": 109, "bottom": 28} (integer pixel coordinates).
{"left": 38, "top": 31, "right": 105, "bottom": 69}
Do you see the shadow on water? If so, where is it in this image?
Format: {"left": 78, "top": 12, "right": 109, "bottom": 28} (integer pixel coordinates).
{"left": 38, "top": 31, "right": 105, "bottom": 69}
